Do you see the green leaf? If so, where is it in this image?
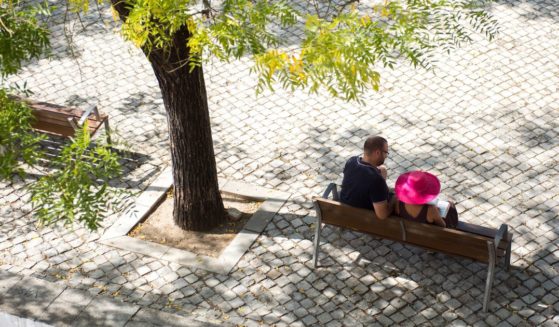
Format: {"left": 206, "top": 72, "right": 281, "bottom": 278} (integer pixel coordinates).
{"left": 29, "top": 122, "right": 125, "bottom": 231}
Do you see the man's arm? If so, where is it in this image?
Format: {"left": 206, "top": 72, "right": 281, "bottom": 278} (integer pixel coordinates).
{"left": 372, "top": 196, "right": 395, "bottom": 219}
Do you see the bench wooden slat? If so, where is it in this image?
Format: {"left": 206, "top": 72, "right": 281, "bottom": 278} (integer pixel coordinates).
{"left": 458, "top": 221, "right": 513, "bottom": 241}
{"left": 31, "top": 108, "right": 107, "bottom": 122}
{"left": 403, "top": 220, "right": 490, "bottom": 262}
{"left": 31, "top": 121, "right": 77, "bottom": 137}
{"left": 32, "top": 118, "right": 104, "bottom": 136}
{"left": 317, "top": 198, "right": 402, "bottom": 241}
{"left": 32, "top": 109, "right": 80, "bottom": 121}
{"left": 23, "top": 99, "right": 87, "bottom": 117}
{"left": 457, "top": 221, "right": 512, "bottom": 255}
{"left": 316, "top": 198, "right": 495, "bottom": 263}
{"left": 31, "top": 107, "right": 108, "bottom": 121}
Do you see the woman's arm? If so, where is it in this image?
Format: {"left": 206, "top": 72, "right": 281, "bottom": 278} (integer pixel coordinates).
{"left": 427, "top": 205, "right": 446, "bottom": 227}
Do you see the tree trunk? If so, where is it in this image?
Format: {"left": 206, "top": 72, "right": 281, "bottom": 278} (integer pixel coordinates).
{"left": 144, "top": 27, "right": 225, "bottom": 231}
{"left": 108, "top": 2, "right": 225, "bottom": 231}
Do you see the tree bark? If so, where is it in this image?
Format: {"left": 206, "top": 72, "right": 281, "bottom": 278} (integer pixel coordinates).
{"left": 144, "top": 28, "right": 225, "bottom": 231}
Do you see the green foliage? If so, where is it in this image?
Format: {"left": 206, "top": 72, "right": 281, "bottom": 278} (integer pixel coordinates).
{"left": 30, "top": 123, "right": 123, "bottom": 231}
{"left": 89, "top": 0, "right": 498, "bottom": 101}
{"left": 6, "top": 80, "right": 35, "bottom": 97}
{"left": 118, "top": 0, "right": 195, "bottom": 50}
{"left": 0, "top": 0, "right": 51, "bottom": 77}
{"left": 187, "top": 0, "right": 299, "bottom": 64}
{"left": 116, "top": 0, "right": 299, "bottom": 65}
{"left": 253, "top": 0, "right": 499, "bottom": 101}
{"left": 0, "top": 89, "right": 44, "bottom": 179}
{"left": 109, "top": 0, "right": 498, "bottom": 101}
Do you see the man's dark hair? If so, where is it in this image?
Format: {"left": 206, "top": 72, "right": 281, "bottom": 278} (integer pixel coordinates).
{"left": 364, "top": 136, "right": 387, "bottom": 154}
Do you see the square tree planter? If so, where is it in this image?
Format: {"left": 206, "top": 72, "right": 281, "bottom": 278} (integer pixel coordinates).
{"left": 100, "top": 167, "right": 291, "bottom": 274}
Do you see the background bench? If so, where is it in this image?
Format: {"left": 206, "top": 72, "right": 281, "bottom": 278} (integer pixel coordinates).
{"left": 313, "top": 183, "right": 513, "bottom": 312}
{"left": 12, "top": 96, "right": 111, "bottom": 143}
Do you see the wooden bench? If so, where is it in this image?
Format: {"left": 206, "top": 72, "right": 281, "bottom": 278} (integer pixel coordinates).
{"left": 12, "top": 96, "right": 111, "bottom": 143}
{"left": 313, "top": 183, "right": 513, "bottom": 312}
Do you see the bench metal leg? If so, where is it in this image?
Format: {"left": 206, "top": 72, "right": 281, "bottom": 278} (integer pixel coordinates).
{"left": 505, "top": 241, "right": 512, "bottom": 271}
{"left": 104, "top": 119, "right": 112, "bottom": 145}
{"left": 483, "top": 241, "right": 496, "bottom": 313}
{"left": 313, "top": 203, "right": 322, "bottom": 269}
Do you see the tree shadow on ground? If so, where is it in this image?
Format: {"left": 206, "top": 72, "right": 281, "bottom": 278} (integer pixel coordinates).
{"left": 269, "top": 206, "right": 556, "bottom": 323}
{"left": 15, "top": 2, "right": 120, "bottom": 71}
{"left": 0, "top": 270, "right": 213, "bottom": 326}
{"left": 1, "top": 185, "right": 556, "bottom": 326}
{"left": 31, "top": 134, "right": 153, "bottom": 188}
{"left": 268, "top": 109, "right": 558, "bottom": 319}
{"left": 497, "top": 0, "right": 559, "bottom": 22}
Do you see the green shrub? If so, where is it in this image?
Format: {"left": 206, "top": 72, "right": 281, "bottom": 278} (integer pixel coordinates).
{"left": 30, "top": 122, "right": 124, "bottom": 231}
{"left": 0, "top": 3, "right": 50, "bottom": 77}
{"left": 0, "top": 89, "right": 44, "bottom": 179}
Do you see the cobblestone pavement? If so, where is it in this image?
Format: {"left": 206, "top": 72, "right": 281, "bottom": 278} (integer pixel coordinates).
{"left": 1, "top": 0, "right": 559, "bottom": 326}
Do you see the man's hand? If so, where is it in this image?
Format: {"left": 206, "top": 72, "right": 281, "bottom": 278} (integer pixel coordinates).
{"left": 378, "top": 165, "right": 387, "bottom": 180}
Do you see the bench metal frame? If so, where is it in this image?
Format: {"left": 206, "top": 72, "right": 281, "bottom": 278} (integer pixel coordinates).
{"left": 313, "top": 183, "right": 512, "bottom": 313}
{"left": 67, "top": 104, "right": 111, "bottom": 144}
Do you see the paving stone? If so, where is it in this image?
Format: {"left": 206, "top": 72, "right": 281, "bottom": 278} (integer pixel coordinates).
{"left": 420, "top": 307, "right": 438, "bottom": 320}
{"left": 301, "top": 314, "right": 318, "bottom": 325}
{"left": 40, "top": 288, "right": 94, "bottom": 326}
{"left": 376, "top": 315, "right": 393, "bottom": 326}
{"left": 73, "top": 296, "right": 139, "bottom": 327}
{"left": 0, "top": 270, "right": 23, "bottom": 293}
{"left": 128, "top": 307, "right": 222, "bottom": 326}
{"left": 0, "top": 276, "right": 66, "bottom": 320}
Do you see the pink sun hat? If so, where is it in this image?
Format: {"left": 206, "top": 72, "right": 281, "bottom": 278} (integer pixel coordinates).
{"left": 395, "top": 171, "right": 441, "bottom": 205}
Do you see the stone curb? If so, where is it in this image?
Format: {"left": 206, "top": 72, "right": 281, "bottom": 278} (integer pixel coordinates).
{"left": 100, "top": 167, "right": 291, "bottom": 274}
{"left": 0, "top": 312, "right": 53, "bottom": 327}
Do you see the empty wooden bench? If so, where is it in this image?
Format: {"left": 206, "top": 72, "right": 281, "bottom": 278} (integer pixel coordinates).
{"left": 12, "top": 96, "right": 111, "bottom": 143}
{"left": 313, "top": 183, "right": 513, "bottom": 312}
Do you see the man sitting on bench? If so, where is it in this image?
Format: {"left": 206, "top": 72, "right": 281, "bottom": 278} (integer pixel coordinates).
{"left": 340, "top": 135, "right": 395, "bottom": 219}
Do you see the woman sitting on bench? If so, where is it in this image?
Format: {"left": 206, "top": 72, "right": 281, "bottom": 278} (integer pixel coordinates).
{"left": 394, "top": 171, "right": 458, "bottom": 228}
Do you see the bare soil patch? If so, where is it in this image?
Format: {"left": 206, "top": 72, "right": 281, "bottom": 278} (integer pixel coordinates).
{"left": 129, "top": 190, "right": 262, "bottom": 257}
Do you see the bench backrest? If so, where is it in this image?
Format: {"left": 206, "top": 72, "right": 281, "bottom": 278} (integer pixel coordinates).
{"left": 314, "top": 198, "right": 494, "bottom": 263}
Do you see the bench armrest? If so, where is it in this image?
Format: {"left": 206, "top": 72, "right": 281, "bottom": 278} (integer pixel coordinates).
{"left": 78, "top": 105, "right": 100, "bottom": 125}
{"left": 494, "top": 224, "right": 508, "bottom": 250}
{"left": 322, "top": 183, "right": 339, "bottom": 201}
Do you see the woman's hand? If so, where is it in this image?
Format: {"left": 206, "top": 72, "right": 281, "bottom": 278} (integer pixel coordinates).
{"left": 427, "top": 205, "right": 447, "bottom": 227}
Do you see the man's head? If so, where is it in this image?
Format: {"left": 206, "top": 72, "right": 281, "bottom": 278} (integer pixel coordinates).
{"left": 363, "top": 136, "right": 388, "bottom": 166}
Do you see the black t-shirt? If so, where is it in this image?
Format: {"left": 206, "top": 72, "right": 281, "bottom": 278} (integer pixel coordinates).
{"left": 340, "top": 156, "right": 389, "bottom": 210}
